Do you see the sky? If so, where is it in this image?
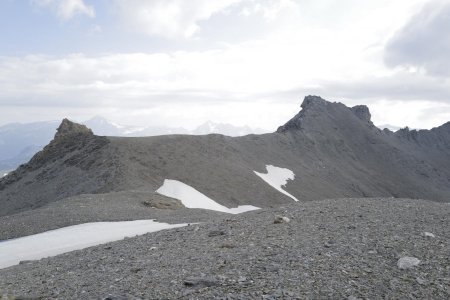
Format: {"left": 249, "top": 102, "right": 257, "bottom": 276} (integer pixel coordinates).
{"left": 1, "top": 0, "right": 450, "bottom": 130}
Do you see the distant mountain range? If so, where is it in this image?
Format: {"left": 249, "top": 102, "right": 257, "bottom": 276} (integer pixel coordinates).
{"left": 0, "top": 117, "right": 266, "bottom": 175}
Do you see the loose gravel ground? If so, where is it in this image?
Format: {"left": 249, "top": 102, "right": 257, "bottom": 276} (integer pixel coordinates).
{"left": 0, "top": 198, "right": 449, "bottom": 299}
{"left": 0, "top": 190, "right": 227, "bottom": 240}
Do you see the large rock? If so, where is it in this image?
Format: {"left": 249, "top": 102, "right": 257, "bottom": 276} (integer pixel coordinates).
{"left": 54, "top": 118, "right": 93, "bottom": 140}
{"left": 397, "top": 257, "right": 421, "bottom": 269}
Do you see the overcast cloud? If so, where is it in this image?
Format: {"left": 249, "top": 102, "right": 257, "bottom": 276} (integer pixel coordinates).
{"left": 0, "top": 0, "right": 448, "bottom": 130}
{"left": 385, "top": 0, "right": 450, "bottom": 77}
{"left": 32, "top": 0, "right": 95, "bottom": 20}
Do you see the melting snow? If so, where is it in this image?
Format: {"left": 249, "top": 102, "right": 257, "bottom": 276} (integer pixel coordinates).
{"left": 156, "top": 179, "right": 260, "bottom": 214}
{"left": 254, "top": 165, "right": 299, "bottom": 201}
{"left": 0, "top": 220, "right": 187, "bottom": 270}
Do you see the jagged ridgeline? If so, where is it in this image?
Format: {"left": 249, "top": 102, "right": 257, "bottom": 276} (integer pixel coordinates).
{"left": 1, "top": 96, "right": 450, "bottom": 217}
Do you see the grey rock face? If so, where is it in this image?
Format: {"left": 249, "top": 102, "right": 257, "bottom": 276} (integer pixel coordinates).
{"left": 54, "top": 118, "right": 93, "bottom": 140}
{"left": 351, "top": 105, "right": 372, "bottom": 123}
{"left": 276, "top": 95, "right": 329, "bottom": 132}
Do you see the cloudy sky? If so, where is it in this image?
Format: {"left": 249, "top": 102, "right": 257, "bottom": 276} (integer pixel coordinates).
{"left": 1, "top": 0, "right": 449, "bottom": 130}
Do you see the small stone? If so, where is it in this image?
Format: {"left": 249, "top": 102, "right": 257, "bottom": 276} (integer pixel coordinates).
{"left": 423, "top": 232, "right": 435, "bottom": 238}
{"left": 397, "top": 257, "right": 421, "bottom": 269}
{"left": 416, "top": 277, "right": 427, "bottom": 285}
{"left": 183, "top": 277, "right": 219, "bottom": 288}
{"left": 130, "top": 268, "right": 142, "bottom": 273}
{"left": 19, "top": 260, "right": 35, "bottom": 265}
{"left": 208, "top": 230, "right": 226, "bottom": 237}
{"left": 274, "top": 215, "right": 290, "bottom": 224}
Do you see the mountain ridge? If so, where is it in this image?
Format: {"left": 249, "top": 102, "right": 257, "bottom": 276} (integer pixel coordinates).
{"left": 1, "top": 95, "right": 450, "bottom": 217}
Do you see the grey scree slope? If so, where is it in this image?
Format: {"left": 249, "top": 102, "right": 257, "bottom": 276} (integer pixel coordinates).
{"left": 0, "top": 198, "right": 449, "bottom": 299}
{"left": 0, "top": 95, "right": 449, "bottom": 299}
{"left": 1, "top": 95, "right": 450, "bottom": 218}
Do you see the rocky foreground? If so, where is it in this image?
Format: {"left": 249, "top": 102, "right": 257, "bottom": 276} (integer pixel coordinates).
{"left": 0, "top": 198, "right": 449, "bottom": 299}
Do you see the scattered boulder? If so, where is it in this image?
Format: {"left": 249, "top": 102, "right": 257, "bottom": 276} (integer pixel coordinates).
{"left": 208, "top": 230, "right": 226, "bottom": 237}
{"left": 141, "top": 195, "right": 184, "bottom": 210}
{"left": 183, "top": 276, "right": 219, "bottom": 288}
{"left": 397, "top": 257, "right": 421, "bottom": 269}
{"left": 274, "top": 215, "right": 290, "bottom": 224}
{"left": 423, "top": 232, "right": 435, "bottom": 238}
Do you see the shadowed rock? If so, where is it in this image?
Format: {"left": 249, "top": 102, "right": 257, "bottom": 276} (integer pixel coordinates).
{"left": 351, "top": 105, "right": 372, "bottom": 123}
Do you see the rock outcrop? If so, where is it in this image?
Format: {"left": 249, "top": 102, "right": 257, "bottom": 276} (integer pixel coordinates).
{"left": 54, "top": 118, "right": 93, "bottom": 141}
{"left": 351, "top": 105, "right": 372, "bottom": 123}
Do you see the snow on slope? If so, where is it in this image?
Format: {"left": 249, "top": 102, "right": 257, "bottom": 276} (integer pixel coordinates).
{"left": 254, "top": 165, "right": 299, "bottom": 202}
{"left": 156, "top": 179, "right": 259, "bottom": 214}
{"left": 0, "top": 220, "right": 187, "bottom": 269}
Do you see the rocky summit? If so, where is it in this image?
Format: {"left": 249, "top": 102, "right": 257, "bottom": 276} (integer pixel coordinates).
{"left": 0, "top": 96, "right": 449, "bottom": 299}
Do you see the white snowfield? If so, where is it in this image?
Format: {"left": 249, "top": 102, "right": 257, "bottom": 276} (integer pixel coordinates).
{"left": 156, "top": 179, "right": 260, "bottom": 214}
{"left": 0, "top": 220, "right": 187, "bottom": 270}
{"left": 254, "top": 165, "right": 299, "bottom": 202}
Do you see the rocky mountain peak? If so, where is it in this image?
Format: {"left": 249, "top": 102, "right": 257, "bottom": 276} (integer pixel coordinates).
{"left": 54, "top": 119, "right": 93, "bottom": 140}
{"left": 300, "top": 95, "right": 329, "bottom": 109}
{"left": 276, "top": 95, "right": 329, "bottom": 133}
{"left": 277, "top": 95, "right": 377, "bottom": 133}
{"left": 351, "top": 105, "right": 371, "bottom": 123}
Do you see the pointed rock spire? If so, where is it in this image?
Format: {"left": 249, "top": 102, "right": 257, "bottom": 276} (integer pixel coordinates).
{"left": 54, "top": 118, "right": 93, "bottom": 140}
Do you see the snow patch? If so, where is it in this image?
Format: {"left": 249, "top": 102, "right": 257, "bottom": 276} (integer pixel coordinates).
{"left": 254, "top": 165, "right": 299, "bottom": 201}
{"left": 0, "top": 220, "right": 187, "bottom": 270}
{"left": 156, "top": 179, "right": 259, "bottom": 214}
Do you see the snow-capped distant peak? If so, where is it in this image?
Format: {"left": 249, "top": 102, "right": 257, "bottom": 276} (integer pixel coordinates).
{"left": 192, "top": 121, "right": 265, "bottom": 136}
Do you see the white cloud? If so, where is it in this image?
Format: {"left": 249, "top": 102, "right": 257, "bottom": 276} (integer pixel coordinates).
{"left": 112, "top": 0, "right": 300, "bottom": 39}
{"left": 33, "top": 0, "right": 95, "bottom": 20}
{"left": 239, "top": 0, "right": 297, "bottom": 20}
{"left": 385, "top": 0, "right": 450, "bottom": 77}
{"left": 2, "top": 0, "right": 449, "bottom": 130}
{"left": 113, "top": 0, "right": 243, "bottom": 39}
{"left": 2, "top": 25, "right": 450, "bottom": 130}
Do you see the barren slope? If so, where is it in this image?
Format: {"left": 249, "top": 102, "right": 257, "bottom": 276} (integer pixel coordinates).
{"left": 1, "top": 198, "right": 448, "bottom": 299}
{"left": 1, "top": 96, "right": 449, "bottom": 217}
